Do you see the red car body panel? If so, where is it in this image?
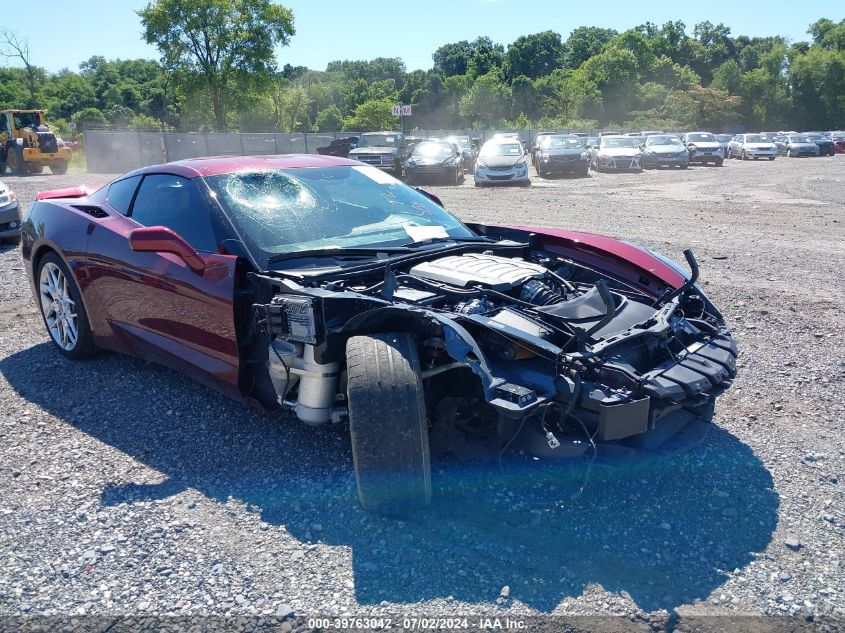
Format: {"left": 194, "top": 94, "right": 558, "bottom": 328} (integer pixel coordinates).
{"left": 35, "top": 185, "right": 102, "bottom": 201}
{"left": 22, "top": 155, "right": 689, "bottom": 402}
{"left": 504, "top": 226, "right": 686, "bottom": 294}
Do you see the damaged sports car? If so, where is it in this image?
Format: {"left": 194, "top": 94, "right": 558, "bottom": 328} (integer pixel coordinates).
{"left": 22, "top": 155, "right": 736, "bottom": 514}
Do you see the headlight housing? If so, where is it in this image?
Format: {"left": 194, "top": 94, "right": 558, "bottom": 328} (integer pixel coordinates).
{"left": 476, "top": 158, "right": 488, "bottom": 168}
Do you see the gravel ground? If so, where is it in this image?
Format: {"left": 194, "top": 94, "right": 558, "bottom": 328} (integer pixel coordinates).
{"left": 0, "top": 158, "right": 843, "bottom": 626}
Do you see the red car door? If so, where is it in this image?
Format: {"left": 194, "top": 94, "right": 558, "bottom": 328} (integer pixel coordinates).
{"left": 84, "top": 173, "right": 241, "bottom": 397}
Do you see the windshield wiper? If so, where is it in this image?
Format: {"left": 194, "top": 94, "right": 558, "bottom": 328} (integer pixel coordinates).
{"left": 266, "top": 246, "right": 410, "bottom": 265}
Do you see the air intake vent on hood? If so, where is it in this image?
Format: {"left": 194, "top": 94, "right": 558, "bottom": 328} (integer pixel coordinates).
{"left": 72, "top": 205, "right": 108, "bottom": 218}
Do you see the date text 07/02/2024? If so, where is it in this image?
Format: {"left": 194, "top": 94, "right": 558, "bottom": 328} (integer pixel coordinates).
{"left": 307, "top": 617, "right": 527, "bottom": 630}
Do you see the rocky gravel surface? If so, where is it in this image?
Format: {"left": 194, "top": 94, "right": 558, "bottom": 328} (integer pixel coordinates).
{"left": 0, "top": 157, "right": 843, "bottom": 627}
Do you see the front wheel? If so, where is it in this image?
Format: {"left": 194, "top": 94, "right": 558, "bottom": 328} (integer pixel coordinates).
{"left": 715, "top": 157, "right": 724, "bottom": 167}
{"left": 346, "top": 332, "right": 431, "bottom": 515}
{"left": 37, "top": 252, "right": 97, "bottom": 359}
{"left": 7, "top": 147, "right": 26, "bottom": 175}
{"left": 768, "top": 156, "right": 775, "bottom": 161}
{"left": 51, "top": 162, "right": 69, "bottom": 175}
{"left": 741, "top": 150, "right": 747, "bottom": 160}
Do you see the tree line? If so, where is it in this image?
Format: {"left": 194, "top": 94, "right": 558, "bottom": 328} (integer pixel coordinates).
{"left": 1, "top": 1, "right": 843, "bottom": 137}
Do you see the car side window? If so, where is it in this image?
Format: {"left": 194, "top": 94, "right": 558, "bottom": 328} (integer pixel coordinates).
{"left": 105, "top": 175, "right": 141, "bottom": 215}
{"left": 130, "top": 174, "right": 218, "bottom": 253}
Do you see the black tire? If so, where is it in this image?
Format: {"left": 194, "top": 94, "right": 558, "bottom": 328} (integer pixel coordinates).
{"left": 453, "top": 167, "right": 460, "bottom": 186}
{"left": 8, "top": 147, "right": 26, "bottom": 175}
{"left": 768, "top": 156, "right": 775, "bottom": 161}
{"left": 715, "top": 157, "right": 724, "bottom": 166}
{"left": 0, "top": 160, "right": 5, "bottom": 175}
{"left": 741, "top": 150, "right": 747, "bottom": 161}
{"left": 346, "top": 332, "right": 431, "bottom": 515}
{"left": 36, "top": 252, "right": 97, "bottom": 359}
{"left": 51, "top": 162, "right": 69, "bottom": 175}
{"left": 1, "top": 235, "right": 21, "bottom": 246}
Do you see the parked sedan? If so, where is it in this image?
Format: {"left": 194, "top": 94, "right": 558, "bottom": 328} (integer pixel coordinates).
{"left": 589, "top": 136, "right": 642, "bottom": 172}
{"left": 782, "top": 135, "right": 820, "bottom": 158}
{"left": 681, "top": 132, "right": 724, "bottom": 165}
{"left": 446, "top": 135, "right": 478, "bottom": 172}
{"left": 727, "top": 134, "right": 777, "bottom": 161}
{"left": 21, "top": 154, "right": 737, "bottom": 514}
{"left": 405, "top": 141, "right": 464, "bottom": 185}
{"left": 474, "top": 138, "right": 530, "bottom": 186}
{"left": 535, "top": 135, "right": 589, "bottom": 178}
{"left": 0, "top": 180, "right": 20, "bottom": 245}
{"left": 640, "top": 134, "right": 689, "bottom": 169}
{"left": 714, "top": 134, "right": 734, "bottom": 157}
{"left": 805, "top": 133, "right": 836, "bottom": 156}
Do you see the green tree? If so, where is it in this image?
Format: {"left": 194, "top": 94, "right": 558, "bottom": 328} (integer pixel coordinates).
{"left": 433, "top": 37, "right": 504, "bottom": 78}
{"left": 563, "top": 26, "right": 617, "bottom": 69}
{"left": 138, "top": 0, "right": 295, "bottom": 131}
{"left": 72, "top": 107, "right": 108, "bottom": 129}
{"left": 0, "top": 29, "right": 40, "bottom": 107}
{"left": 315, "top": 105, "right": 343, "bottom": 131}
{"left": 504, "top": 31, "right": 564, "bottom": 80}
{"left": 459, "top": 72, "right": 511, "bottom": 125}
{"left": 711, "top": 59, "right": 742, "bottom": 94}
{"left": 789, "top": 45, "right": 845, "bottom": 129}
{"left": 343, "top": 98, "right": 397, "bottom": 131}
{"left": 580, "top": 46, "right": 640, "bottom": 124}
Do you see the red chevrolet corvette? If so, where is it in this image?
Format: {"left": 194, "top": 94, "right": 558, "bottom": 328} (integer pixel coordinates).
{"left": 22, "top": 155, "right": 736, "bottom": 513}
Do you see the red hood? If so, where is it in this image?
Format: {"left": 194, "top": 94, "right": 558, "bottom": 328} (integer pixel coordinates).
{"left": 505, "top": 225, "right": 686, "bottom": 290}
{"left": 35, "top": 185, "right": 102, "bottom": 201}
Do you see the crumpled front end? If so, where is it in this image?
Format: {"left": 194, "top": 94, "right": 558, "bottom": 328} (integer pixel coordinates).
{"left": 251, "top": 235, "right": 737, "bottom": 462}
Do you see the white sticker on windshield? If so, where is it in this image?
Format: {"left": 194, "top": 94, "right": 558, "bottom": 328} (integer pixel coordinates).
{"left": 352, "top": 165, "right": 397, "bottom": 185}
{"left": 403, "top": 224, "right": 448, "bottom": 242}
{"left": 384, "top": 136, "right": 395, "bottom": 143}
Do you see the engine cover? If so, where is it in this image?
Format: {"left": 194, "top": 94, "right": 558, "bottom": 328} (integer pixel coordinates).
{"left": 409, "top": 253, "right": 546, "bottom": 290}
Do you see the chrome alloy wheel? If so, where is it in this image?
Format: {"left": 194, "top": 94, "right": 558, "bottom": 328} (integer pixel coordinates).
{"left": 39, "top": 262, "right": 78, "bottom": 351}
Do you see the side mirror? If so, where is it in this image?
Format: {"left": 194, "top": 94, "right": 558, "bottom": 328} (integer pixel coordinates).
{"left": 129, "top": 226, "right": 206, "bottom": 273}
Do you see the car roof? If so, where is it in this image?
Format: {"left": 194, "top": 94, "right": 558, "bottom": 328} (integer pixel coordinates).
{"left": 126, "top": 154, "right": 361, "bottom": 179}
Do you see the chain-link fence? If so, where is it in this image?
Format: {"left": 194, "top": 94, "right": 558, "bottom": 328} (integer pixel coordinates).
{"left": 84, "top": 128, "right": 626, "bottom": 173}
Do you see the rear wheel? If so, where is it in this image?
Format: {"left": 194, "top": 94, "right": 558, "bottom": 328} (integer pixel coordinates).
{"left": 346, "top": 332, "right": 431, "bottom": 515}
{"left": 51, "top": 162, "right": 69, "bottom": 175}
{"left": 37, "top": 252, "right": 97, "bottom": 359}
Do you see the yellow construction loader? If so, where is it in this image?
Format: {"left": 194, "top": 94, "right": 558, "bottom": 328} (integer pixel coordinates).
{"left": 0, "top": 109, "right": 72, "bottom": 175}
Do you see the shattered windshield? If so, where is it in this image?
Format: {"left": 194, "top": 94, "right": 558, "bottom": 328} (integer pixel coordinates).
{"left": 205, "top": 166, "right": 473, "bottom": 266}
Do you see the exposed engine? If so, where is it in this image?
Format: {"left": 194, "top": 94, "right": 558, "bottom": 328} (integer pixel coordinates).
{"left": 257, "top": 244, "right": 735, "bottom": 458}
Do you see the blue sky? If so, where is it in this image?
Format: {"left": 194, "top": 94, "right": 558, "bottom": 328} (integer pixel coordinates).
{"left": 7, "top": 1, "right": 842, "bottom": 73}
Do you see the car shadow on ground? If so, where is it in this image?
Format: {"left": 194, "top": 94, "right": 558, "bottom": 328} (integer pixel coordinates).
{"left": 1, "top": 344, "right": 779, "bottom": 614}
